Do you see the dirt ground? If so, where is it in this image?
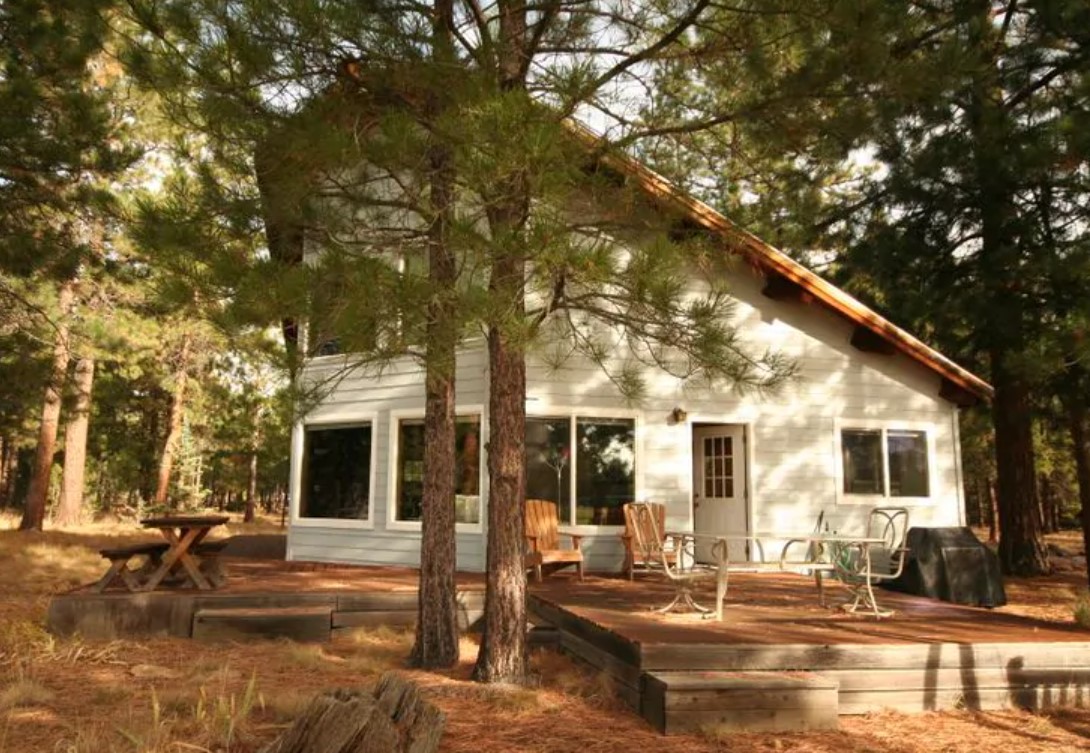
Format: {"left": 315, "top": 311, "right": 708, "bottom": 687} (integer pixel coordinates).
{"left": 0, "top": 513, "right": 1088, "bottom": 753}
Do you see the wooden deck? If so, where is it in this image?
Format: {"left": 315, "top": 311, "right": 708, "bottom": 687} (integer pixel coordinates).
{"left": 48, "top": 558, "right": 486, "bottom": 642}
{"left": 528, "top": 573, "right": 1090, "bottom": 732}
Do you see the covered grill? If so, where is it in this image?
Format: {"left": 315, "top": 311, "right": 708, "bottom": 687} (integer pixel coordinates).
{"left": 884, "top": 527, "right": 1006, "bottom": 608}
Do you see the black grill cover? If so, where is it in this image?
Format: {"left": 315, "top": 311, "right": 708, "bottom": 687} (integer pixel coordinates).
{"left": 884, "top": 527, "right": 1007, "bottom": 608}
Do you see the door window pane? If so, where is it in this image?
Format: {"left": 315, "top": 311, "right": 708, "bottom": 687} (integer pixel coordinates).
{"left": 396, "top": 416, "right": 482, "bottom": 523}
{"left": 575, "top": 418, "right": 635, "bottom": 526}
{"left": 842, "top": 429, "right": 884, "bottom": 495}
{"left": 887, "top": 430, "right": 929, "bottom": 497}
{"left": 300, "top": 425, "right": 371, "bottom": 520}
{"left": 525, "top": 417, "right": 572, "bottom": 523}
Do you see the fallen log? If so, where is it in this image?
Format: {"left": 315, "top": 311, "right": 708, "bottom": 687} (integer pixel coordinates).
{"left": 262, "top": 672, "right": 445, "bottom": 753}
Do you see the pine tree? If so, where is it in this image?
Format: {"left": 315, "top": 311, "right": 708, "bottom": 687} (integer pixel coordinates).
{"left": 122, "top": 0, "right": 798, "bottom": 683}
{"left": 650, "top": 0, "right": 1090, "bottom": 575}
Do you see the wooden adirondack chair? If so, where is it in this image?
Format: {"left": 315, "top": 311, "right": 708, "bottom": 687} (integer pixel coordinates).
{"left": 525, "top": 499, "right": 584, "bottom": 582}
{"left": 621, "top": 502, "right": 677, "bottom": 580}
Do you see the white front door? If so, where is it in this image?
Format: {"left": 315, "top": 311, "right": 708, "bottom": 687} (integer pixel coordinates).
{"left": 692, "top": 425, "right": 748, "bottom": 562}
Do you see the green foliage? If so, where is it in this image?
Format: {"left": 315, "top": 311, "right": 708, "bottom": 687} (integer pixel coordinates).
{"left": 1075, "top": 592, "right": 1090, "bottom": 629}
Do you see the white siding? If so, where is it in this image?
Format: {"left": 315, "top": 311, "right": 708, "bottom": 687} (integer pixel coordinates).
{"left": 289, "top": 257, "right": 967, "bottom": 574}
{"left": 522, "top": 265, "right": 965, "bottom": 572}
{"left": 287, "top": 345, "right": 489, "bottom": 570}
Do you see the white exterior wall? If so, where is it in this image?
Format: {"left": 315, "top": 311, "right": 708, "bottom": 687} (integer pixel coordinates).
{"left": 288, "top": 262, "right": 966, "bottom": 573}
{"left": 524, "top": 266, "right": 965, "bottom": 573}
{"left": 287, "top": 346, "right": 490, "bottom": 570}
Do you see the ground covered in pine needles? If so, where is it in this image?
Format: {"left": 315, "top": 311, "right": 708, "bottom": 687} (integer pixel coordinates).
{"left": 0, "top": 513, "right": 1087, "bottom": 752}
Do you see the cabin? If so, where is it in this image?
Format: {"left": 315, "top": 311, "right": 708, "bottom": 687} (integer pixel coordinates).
{"left": 284, "top": 133, "right": 992, "bottom": 573}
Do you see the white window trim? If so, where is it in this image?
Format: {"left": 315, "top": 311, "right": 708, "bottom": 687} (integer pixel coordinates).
{"left": 833, "top": 417, "right": 936, "bottom": 506}
{"left": 290, "top": 414, "right": 378, "bottom": 529}
{"left": 387, "top": 405, "right": 486, "bottom": 533}
{"left": 525, "top": 403, "right": 644, "bottom": 533}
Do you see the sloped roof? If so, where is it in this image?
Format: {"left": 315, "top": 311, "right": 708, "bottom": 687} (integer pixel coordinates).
{"left": 568, "top": 121, "right": 993, "bottom": 404}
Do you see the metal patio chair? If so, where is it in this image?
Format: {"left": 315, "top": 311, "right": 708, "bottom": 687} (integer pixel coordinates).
{"left": 629, "top": 502, "right": 718, "bottom": 616}
{"left": 834, "top": 506, "right": 911, "bottom": 618}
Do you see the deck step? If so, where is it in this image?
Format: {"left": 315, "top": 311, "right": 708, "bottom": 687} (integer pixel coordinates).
{"left": 641, "top": 671, "right": 839, "bottom": 735}
{"left": 192, "top": 606, "right": 333, "bottom": 643}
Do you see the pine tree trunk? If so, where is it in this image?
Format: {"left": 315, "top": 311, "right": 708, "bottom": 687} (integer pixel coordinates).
{"left": 0, "top": 436, "right": 10, "bottom": 508}
{"left": 474, "top": 308, "right": 528, "bottom": 683}
{"left": 411, "top": 0, "right": 461, "bottom": 668}
{"left": 55, "top": 356, "right": 95, "bottom": 527}
{"left": 965, "top": 3, "right": 1047, "bottom": 576}
{"left": 473, "top": 3, "right": 533, "bottom": 684}
{"left": 154, "top": 333, "right": 192, "bottom": 507}
{"left": 1063, "top": 394, "right": 1090, "bottom": 589}
{"left": 990, "top": 366, "right": 1049, "bottom": 574}
{"left": 987, "top": 477, "right": 998, "bottom": 543}
{"left": 20, "top": 281, "right": 75, "bottom": 531}
{"left": 1038, "top": 472, "right": 1056, "bottom": 534}
{"left": 245, "top": 451, "right": 258, "bottom": 523}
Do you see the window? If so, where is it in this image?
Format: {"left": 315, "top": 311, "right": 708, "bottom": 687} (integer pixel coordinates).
{"left": 299, "top": 425, "right": 372, "bottom": 520}
{"left": 394, "top": 415, "right": 482, "bottom": 524}
{"left": 841, "top": 427, "right": 929, "bottom": 498}
{"left": 526, "top": 415, "right": 636, "bottom": 526}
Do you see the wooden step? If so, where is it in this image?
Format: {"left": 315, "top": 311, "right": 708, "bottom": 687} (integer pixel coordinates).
{"left": 641, "top": 671, "right": 839, "bottom": 735}
{"left": 192, "top": 606, "right": 332, "bottom": 643}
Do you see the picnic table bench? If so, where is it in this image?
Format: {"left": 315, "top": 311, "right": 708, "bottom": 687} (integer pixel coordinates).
{"left": 93, "top": 542, "right": 169, "bottom": 593}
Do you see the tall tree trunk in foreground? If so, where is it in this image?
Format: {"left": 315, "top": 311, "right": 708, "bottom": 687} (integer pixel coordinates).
{"left": 473, "top": 2, "right": 533, "bottom": 684}
{"left": 474, "top": 209, "right": 530, "bottom": 682}
{"left": 55, "top": 356, "right": 95, "bottom": 526}
{"left": 966, "top": 3, "right": 1047, "bottom": 575}
{"left": 20, "top": 281, "right": 75, "bottom": 531}
{"left": 990, "top": 363, "right": 1049, "bottom": 574}
{"left": 1064, "top": 393, "right": 1090, "bottom": 589}
{"left": 154, "top": 333, "right": 192, "bottom": 507}
{"left": 411, "top": 0, "right": 460, "bottom": 669}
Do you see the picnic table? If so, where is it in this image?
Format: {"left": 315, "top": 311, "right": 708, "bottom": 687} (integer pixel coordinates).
{"left": 138, "top": 514, "right": 230, "bottom": 591}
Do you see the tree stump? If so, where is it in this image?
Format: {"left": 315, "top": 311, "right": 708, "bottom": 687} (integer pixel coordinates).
{"left": 262, "top": 672, "right": 445, "bottom": 753}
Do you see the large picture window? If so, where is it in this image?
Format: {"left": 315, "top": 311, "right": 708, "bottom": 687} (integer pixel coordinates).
{"left": 299, "top": 425, "right": 372, "bottom": 520}
{"left": 395, "top": 415, "right": 482, "bottom": 524}
{"left": 841, "top": 427, "right": 929, "bottom": 498}
{"left": 526, "top": 415, "right": 636, "bottom": 526}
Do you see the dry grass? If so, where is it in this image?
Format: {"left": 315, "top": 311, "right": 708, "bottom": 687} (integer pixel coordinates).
{"left": 0, "top": 518, "right": 1088, "bottom": 752}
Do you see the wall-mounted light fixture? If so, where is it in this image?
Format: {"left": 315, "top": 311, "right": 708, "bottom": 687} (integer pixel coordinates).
{"left": 668, "top": 406, "right": 688, "bottom": 425}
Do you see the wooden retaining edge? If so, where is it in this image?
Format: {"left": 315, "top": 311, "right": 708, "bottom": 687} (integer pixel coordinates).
{"left": 642, "top": 671, "right": 839, "bottom": 734}
{"left": 637, "top": 641, "right": 1090, "bottom": 672}
{"left": 527, "top": 594, "right": 643, "bottom": 667}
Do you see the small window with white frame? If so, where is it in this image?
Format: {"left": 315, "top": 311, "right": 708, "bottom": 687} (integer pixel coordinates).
{"left": 393, "top": 414, "right": 482, "bottom": 525}
{"left": 840, "top": 425, "right": 930, "bottom": 499}
{"left": 299, "top": 424, "right": 373, "bottom": 520}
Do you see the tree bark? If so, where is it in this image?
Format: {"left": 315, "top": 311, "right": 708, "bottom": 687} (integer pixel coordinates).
{"left": 965, "top": 3, "right": 1047, "bottom": 575}
{"left": 1063, "top": 394, "right": 1090, "bottom": 589}
{"left": 154, "top": 333, "right": 192, "bottom": 507}
{"left": 55, "top": 356, "right": 95, "bottom": 527}
{"left": 473, "top": 1, "right": 534, "bottom": 684}
{"left": 990, "top": 363, "right": 1049, "bottom": 574}
{"left": 20, "top": 281, "right": 75, "bottom": 531}
{"left": 411, "top": 0, "right": 461, "bottom": 669}
{"left": 0, "top": 436, "right": 11, "bottom": 508}
{"left": 245, "top": 451, "right": 258, "bottom": 523}
{"left": 986, "top": 476, "right": 998, "bottom": 543}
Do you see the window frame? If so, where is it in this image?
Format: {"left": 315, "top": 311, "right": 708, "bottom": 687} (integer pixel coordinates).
{"left": 526, "top": 405, "right": 643, "bottom": 531}
{"left": 833, "top": 418, "right": 935, "bottom": 505}
{"left": 387, "top": 405, "right": 486, "bottom": 533}
{"left": 290, "top": 415, "right": 378, "bottom": 529}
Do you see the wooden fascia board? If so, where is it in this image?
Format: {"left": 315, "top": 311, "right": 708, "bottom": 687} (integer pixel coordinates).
{"left": 571, "top": 125, "right": 994, "bottom": 403}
